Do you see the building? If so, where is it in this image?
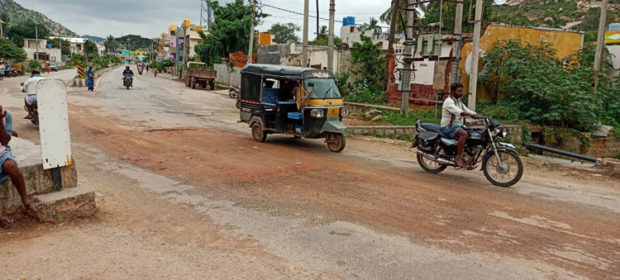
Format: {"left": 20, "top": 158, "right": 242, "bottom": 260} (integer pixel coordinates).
{"left": 23, "top": 38, "right": 62, "bottom": 64}
{"left": 459, "top": 24, "right": 584, "bottom": 101}
{"left": 50, "top": 37, "right": 86, "bottom": 55}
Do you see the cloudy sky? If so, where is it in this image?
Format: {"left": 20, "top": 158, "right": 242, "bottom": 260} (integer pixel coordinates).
{"left": 15, "top": 0, "right": 397, "bottom": 39}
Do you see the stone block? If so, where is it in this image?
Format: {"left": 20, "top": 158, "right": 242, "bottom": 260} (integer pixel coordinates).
{"left": 35, "top": 186, "right": 96, "bottom": 224}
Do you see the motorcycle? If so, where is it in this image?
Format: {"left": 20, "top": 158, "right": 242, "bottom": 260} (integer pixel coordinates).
{"left": 229, "top": 85, "right": 240, "bottom": 109}
{"left": 413, "top": 118, "right": 523, "bottom": 187}
{"left": 123, "top": 74, "right": 133, "bottom": 90}
{"left": 20, "top": 82, "right": 39, "bottom": 126}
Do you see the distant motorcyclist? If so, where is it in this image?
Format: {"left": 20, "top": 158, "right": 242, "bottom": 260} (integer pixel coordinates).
{"left": 122, "top": 66, "right": 134, "bottom": 87}
{"left": 22, "top": 70, "right": 44, "bottom": 119}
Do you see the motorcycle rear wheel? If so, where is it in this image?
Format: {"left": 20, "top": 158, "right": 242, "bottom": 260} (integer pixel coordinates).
{"left": 482, "top": 150, "right": 523, "bottom": 187}
{"left": 416, "top": 150, "right": 447, "bottom": 174}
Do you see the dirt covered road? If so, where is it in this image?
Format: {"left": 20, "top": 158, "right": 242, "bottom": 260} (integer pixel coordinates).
{"left": 1, "top": 67, "right": 619, "bottom": 279}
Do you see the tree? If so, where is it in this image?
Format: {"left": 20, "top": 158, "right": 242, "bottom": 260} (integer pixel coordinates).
{"left": 6, "top": 20, "right": 51, "bottom": 47}
{"left": 380, "top": 0, "right": 419, "bottom": 32}
{"left": 268, "top": 23, "right": 300, "bottom": 43}
{"left": 309, "top": 25, "right": 342, "bottom": 45}
{"left": 49, "top": 38, "right": 71, "bottom": 57}
{"left": 195, "top": 0, "right": 267, "bottom": 66}
{"left": 0, "top": 37, "right": 27, "bottom": 62}
{"left": 84, "top": 40, "right": 99, "bottom": 60}
{"left": 359, "top": 18, "right": 382, "bottom": 36}
{"left": 103, "top": 35, "right": 120, "bottom": 54}
{"left": 351, "top": 34, "right": 386, "bottom": 91}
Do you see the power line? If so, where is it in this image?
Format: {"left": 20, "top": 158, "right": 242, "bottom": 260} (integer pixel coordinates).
{"left": 260, "top": 3, "right": 389, "bottom": 29}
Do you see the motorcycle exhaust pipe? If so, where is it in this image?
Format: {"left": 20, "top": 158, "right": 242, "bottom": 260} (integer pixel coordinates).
{"left": 417, "top": 150, "right": 455, "bottom": 166}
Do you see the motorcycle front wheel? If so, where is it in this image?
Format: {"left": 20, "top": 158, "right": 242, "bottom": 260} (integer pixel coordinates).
{"left": 482, "top": 150, "right": 523, "bottom": 187}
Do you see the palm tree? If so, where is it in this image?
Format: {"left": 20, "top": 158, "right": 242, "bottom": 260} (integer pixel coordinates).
{"left": 380, "top": 0, "right": 421, "bottom": 32}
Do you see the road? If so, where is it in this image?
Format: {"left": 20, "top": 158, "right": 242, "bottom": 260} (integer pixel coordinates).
{"left": 1, "top": 66, "right": 619, "bottom": 279}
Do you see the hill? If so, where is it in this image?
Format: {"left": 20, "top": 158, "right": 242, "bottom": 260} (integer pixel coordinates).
{"left": 0, "top": 0, "right": 77, "bottom": 36}
{"left": 117, "top": 35, "right": 155, "bottom": 51}
{"left": 492, "top": 0, "right": 619, "bottom": 31}
{"left": 84, "top": 35, "right": 105, "bottom": 43}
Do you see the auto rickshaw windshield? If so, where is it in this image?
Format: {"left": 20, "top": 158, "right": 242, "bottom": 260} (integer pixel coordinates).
{"left": 304, "top": 78, "right": 341, "bottom": 99}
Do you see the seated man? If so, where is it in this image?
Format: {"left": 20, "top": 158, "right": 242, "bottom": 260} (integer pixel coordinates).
{"left": 441, "top": 83, "right": 482, "bottom": 168}
{"left": 0, "top": 106, "right": 39, "bottom": 229}
{"left": 22, "top": 70, "right": 44, "bottom": 119}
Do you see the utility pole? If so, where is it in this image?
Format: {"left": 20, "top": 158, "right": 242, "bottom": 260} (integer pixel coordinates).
{"left": 316, "top": 0, "right": 320, "bottom": 41}
{"left": 248, "top": 0, "right": 257, "bottom": 65}
{"left": 383, "top": 0, "right": 400, "bottom": 90}
{"left": 328, "top": 0, "right": 335, "bottom": 72}
{"left": 593, "top": 0, "right": 608, "bottom": 93}
{"left": 302, "top": 0, "right": 309, "bottom": 67}
{"left": 400, "top": 0, "right": 415, "bottom": 115}
{"left": 35, "top": 24, "right": 39, "bottom": 61}
{"left": 450, "top": 0, "right": 464, "bottom": 84}
{"left": 467, "top": 0, "right": 483, "bottom": 111}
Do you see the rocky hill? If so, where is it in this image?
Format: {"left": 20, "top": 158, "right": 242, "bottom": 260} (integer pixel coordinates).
{"left": 493, "top": 0, "right": 619, "bottom": 31}
{"left": 0, "top": 0, "right": 77, "bottom": 36}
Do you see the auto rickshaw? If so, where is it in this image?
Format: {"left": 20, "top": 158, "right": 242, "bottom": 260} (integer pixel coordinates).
{"left": 239, "top": 64, "right": 347, "bottom": 152}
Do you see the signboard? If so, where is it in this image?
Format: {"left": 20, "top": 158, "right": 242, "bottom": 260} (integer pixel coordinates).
{"left": 36, "top": 79, "right": 72, "bottom": 170}
{"left": 605, "top": 31, "right": 620, "bottom": 45}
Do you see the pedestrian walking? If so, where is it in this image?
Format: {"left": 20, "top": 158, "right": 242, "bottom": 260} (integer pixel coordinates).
{"left": 86, "top": 67, "right": 95, "bottom": 91}
{"left": 146, "top": 64, "right": 149, "bottom": 74}
{"left": 45, "top": 62, "right": 51, "bottom": 74}
{"left": 0, "top": 62, "right": 5, "bottom": 81}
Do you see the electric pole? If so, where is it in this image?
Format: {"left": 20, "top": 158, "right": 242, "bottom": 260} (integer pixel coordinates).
{"left": 400, "top": 0, "right": 415, "bottom": 115}
{"left": 383, "top": 0, "right": 400, "bottom": 90}
{"left": 35, "top": 24, "right": 39, "bottom": 61}
{"left": 328, "top": 0, "right": 335, "bottom": 72}
{"left": 593, "top": 0, "right": 608, "bottom": 93}
{"left": 248, "top": 0, "right": 257, "bottom": 65}
{"left": 467, "top": 0, "right": 483, "bottom": 111}
{"left": 450, "top": 0, "right": 464, "bottom": 84}
{"left": 302, "top": 0, "right": 309, "bottom": 67}
{"left": 316, "top": 0, "right": 320, "bottom": 42}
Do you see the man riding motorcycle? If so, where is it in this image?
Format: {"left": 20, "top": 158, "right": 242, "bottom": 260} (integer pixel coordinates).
{"left": 122, "top": 66, "right": 134, "bottom": 87}
{"left": 441, "top": 83, "right": 482, "bottom": 168}
{"left": 22, "top": 70, "right": 44, "bottom": 119}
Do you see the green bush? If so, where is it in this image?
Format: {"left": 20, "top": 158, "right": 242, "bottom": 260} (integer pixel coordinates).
{"left": 344, "top": 81, "right": 384, "bottom": 104}
{"left": 28, "top": 60, "right": 41, "bottom": 71}
{"left": 481, "top": 40, "right": 619, "bottom": 133}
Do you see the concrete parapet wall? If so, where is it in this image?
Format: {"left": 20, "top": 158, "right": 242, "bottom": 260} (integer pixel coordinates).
{"left": 0, "top": 138, "right": 77, "bottom": 215}
{"left": 214, "top": 64, "right": 241, "bottom": 86}
{"left": 346, "top": 126, "right": 417, "bottom": 139}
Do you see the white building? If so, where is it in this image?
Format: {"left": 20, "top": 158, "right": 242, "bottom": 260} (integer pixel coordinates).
{"left": 23, "top": 38, "right": 62, "bottom": 64}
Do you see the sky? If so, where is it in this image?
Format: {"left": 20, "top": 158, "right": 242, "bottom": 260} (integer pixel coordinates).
{"left": 15, "top": 0, "right": 396, "bottom": 39}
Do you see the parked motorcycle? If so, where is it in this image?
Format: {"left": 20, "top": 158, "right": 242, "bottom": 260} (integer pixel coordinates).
{"left": 123, "top": 74, "right": 133, "bottom": 90}
{"left": 413, "top": 118, "right": 523, "bottom": 187}
{"left": 229, "top": 85, "right": 240, "bottom": 109}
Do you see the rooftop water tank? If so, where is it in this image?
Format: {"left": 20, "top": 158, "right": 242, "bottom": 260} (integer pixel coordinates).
{"left": 343, "top": 16, "right": 355, "bottom": 27}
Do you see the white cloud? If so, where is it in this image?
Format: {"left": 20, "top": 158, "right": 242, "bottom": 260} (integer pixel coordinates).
{"left": 15, "top": 0, "right": 392, "bottom": 39}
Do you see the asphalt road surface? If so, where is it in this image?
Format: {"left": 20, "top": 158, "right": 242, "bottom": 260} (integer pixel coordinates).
{"left": 1, "top": 66, "right": 618, "bottom": 279}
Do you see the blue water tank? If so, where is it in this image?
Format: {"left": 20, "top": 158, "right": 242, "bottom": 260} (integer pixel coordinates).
{"left": 46, "top": 44, "right": 52, "bottom": 49}
{"left": 343, "top": 16, "right": 355, "bottom": 27}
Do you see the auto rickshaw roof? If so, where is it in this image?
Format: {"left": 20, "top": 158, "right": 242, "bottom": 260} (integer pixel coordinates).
{"left": 240, "top": 64, "right": 334, "bottom": 80}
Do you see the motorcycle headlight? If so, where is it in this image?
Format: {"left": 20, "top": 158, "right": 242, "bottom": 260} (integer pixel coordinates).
{"left": 311, "top": 109, "right": 324, "bottom": 118}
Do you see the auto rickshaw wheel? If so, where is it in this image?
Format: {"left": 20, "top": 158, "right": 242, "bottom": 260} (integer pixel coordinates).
{"left": 326, "top": 133, "right": 346, "bottom": 153}
{"left": 251, "top": 123, "right": 267, "bottom": 142}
